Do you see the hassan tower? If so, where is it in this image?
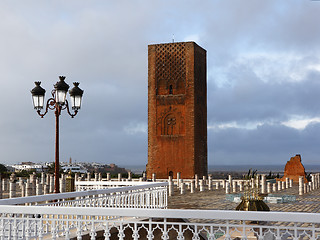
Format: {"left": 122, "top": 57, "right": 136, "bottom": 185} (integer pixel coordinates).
{"left": 147, "top": 41, "right": 207, "bottom": 179}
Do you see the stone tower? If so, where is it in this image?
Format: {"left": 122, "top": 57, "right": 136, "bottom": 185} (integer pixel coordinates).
{"left": 147, "top": 41, "right": 207, "bottom": 179}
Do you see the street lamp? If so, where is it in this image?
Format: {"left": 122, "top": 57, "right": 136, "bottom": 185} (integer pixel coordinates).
{"left": 31, "top": 76, "right": 84, "bottom": 193}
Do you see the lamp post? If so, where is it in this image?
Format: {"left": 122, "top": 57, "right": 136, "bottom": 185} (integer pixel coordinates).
{"left": 31, "top": 76, "right": 84, "bottom": 193}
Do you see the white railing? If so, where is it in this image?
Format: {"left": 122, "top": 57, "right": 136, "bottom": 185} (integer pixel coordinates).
{"left": 75, "top": 180, "right": 155, "bottom": 191}
{"left": 0, "top": 182, "right": 168, "bottom": 209}
{"left": 0, "top": 206, "right": 319, "bottom": 239}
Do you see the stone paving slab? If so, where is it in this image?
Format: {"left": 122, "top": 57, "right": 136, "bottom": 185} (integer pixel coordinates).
{"left": 168, "top": 184, "right": 320, "bottom": 213}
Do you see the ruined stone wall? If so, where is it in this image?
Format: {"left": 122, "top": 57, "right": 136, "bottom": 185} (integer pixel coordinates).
{"left": 147, "top": 42, "right": 207, "bottom": 179}
{"left": 281, "top": 154, "right": 307, "bottom": 183}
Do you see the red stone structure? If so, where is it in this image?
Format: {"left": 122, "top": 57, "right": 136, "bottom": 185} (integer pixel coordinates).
{"left": 281, "top": 154, "right": 307, "bottom": 183}
{"left": 147, "top": 42, "right": 207, "bottom": 179}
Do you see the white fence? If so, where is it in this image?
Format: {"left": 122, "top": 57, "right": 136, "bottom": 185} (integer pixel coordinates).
{"left": 0, "top": 182, "right": 168, "bottom": 209}
{"left": 75, "top": 180, "right": 156, "bottom": 191}
{"left": 0, "top": 206, "right": 320, "bottom": 239}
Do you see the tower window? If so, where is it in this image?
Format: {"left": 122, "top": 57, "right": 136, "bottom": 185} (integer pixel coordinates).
{"left": 169, "top": 85, "right": 173, "bottom": 94}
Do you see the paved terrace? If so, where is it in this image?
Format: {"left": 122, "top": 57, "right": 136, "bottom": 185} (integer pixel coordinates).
{"left": 168, "top": 183, "right": 320, "bottom": 213}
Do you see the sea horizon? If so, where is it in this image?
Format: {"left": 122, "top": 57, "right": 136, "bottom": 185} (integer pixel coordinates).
{"left": 124, "top": 164, "right": 320, "bottom": 174}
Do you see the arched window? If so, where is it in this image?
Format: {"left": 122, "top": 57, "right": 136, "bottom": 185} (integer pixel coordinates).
{"left": 169, "top": 85, "right": 173, "bottom": 94}
{"left": 169, "top": 171, "right": 173, "bottom": 177}
{"left": 163, "top": 113, "right": 176, "bottom": 135}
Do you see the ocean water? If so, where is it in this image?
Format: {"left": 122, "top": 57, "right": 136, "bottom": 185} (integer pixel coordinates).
{"left": 125, "top": 164, "right": 320, "bottom": 174}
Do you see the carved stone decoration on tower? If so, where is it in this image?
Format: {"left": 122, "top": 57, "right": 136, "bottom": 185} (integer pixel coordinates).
{"left": 147, "top": 41, "right": 207, "bottom": 179}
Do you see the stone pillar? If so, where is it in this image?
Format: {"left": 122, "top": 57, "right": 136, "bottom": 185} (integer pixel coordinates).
{"left": 98, "top": 173, "right": 102, "bottom": 181}
{"left": 199, "top": 180, "right": 204, "bottom": 192}
{"left": 208, "top": 176, "right": 212, "bottom": 190}
{"left": 232, "top": 181, "right": 237, "bottom": 193}
{"left": 178, "top": 179, "right": 183, "bottom": 189}
{"left": 289, "top": 179, "right": 293, "bottom": 188}
{"left": 177, "top": 172, "right": 181, "bottom": 187}
{"left": 94, "top": 173, "right": 99, "bottom": 181}
{"left": 26, "top": 180, "right": 32, "bottom": 197}
{"left": 152, "top": 173, "right": 156, "bottom": 182}
{"left": 277, "top": 181, "right": 281, "bottom": 191}
{"left": 0, "top": 177, "right": 2, "bottom": 199}
{"left": 267, "top": 182, "right": 271, "bottom": 194}
{"left": 255, "top": 175, "right": 260, "bottom": 189}
{"left": 36, "top": 183, "right": 43, "bottom": 195}
{"left": 299, "top": 176, "right": 304, "bottom": 196}
{"left": 86, "top": 173, "right": 91, "bottom": 181}
{"left": 239, "top": 181, "right": 243, "bottom": 192}
{"left": 309, "top": 182, "right": 312, "bottom": 192}
{"left": 2, "top": 179, "right": 8, "bottom": 192}
{"left": 281, "top": 181, "right": 285, "bottom": 190}
{"left": 190, "top": 180, "right": 195, "bottom": 193}
{"left": 49, "top": 175, "right": 55, "bottom": 193}
{"left": 203, "top": 175, "right": 207, "bottom": 185}
{"left": 128, "top": 172, "right": 132, "bottom": 181}
{"left": 41, "top": 172, "right": 45, "bottom": 184}
{"left": 46, "top": 174, "right": 50, "bottom": 185}
{"left": 43, "top": 184, "right": 49, "bottom": 195}
{"left": 21, "top": 183, "right": 25, "bottom": 197}
{"left": 228, "top": 175, "right": 232, "bottom": 186}
{"left": 30, "top": 172, "right": 36, "bottom": 196}
{"left": 118, "top": 173, "right": 122, "bottom": 181}
{"left": 18, "top": 177, "right": 23, "bottom": 186}
{"left": 311, "top": 174, "right": 315, "bottom": 190}
{"left": 60, "top": 177, "right": 66, "bottom": 193}
{"left": 168, "top": 178, "right": 174, "bottom": 196}
{"left": 272, "top": 183, "right": 277, "bottom": 192}
{"left": 180, "top": 180, "right": 185, "bottom": 195}
{"left": 142, "top": 172, "right": 147, "bottom": 181}
{"left": 216, "top": 181, "right": 220, "bottom": 190}
{"left": 261, "top": 175, "right": 266, "bottom": 194}
{"left": 304, "top": 183, "right": 307, "bottom": 194}
{"left": 285, "top": 177, "right": 289, "bottom": 189}
{"left": 226, "top": 182, "right": 230, "bottom": 194}
{"left": 195, "top": 174, "right": 199, "bottom": 189}
{"left": 9, "top": 182, "right": 16, "bottom": 198}
{"left": 221, "top": 179, "right": 226, "bottom": 189}
{"left": 106, "top": 173, "right": 111, "bottom": 181}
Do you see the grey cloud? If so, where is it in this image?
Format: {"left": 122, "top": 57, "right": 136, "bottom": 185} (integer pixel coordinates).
{"left": 208, "top": 60, "right": 320, "bottom": 125}
{"left": 209, "top": 122, "right": 320, "bottom": 166}
{"left": 0, "top": 0, "right": 319, "bottom": 168}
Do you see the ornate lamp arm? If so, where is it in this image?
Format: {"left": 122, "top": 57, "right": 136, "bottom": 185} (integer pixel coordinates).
{"left": 37, "top": 98, "right": 55, "bottom": 118}
{"left": 65, "top": 100, "right": 78, "bottom": 118}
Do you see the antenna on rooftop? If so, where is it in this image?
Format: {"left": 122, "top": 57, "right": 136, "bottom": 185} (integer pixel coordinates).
{"left": 172, "top": 34, "right": 175, "bottom": 43}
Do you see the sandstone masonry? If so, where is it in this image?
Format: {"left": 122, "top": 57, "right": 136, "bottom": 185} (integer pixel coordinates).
{"left": 147, "top": 42, "right": 207, "bottom": 179}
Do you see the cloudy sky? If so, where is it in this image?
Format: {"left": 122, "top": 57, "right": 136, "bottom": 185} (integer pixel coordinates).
{"left": 1, "top": 0, "right": 320, "bottom": 168}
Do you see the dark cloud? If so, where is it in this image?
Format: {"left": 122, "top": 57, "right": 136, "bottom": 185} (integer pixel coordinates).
{"left": 210, "top": 122, "right": 320, "bottom": 166}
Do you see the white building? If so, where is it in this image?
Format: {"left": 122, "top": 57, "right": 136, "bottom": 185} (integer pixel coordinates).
{"left": 11, "top": 162, "right": 47, "bottom": 173}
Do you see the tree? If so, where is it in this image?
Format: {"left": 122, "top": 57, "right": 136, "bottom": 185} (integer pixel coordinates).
{"left": 0, "top": 164, "right": 7, "bottom": 173}
{"left": 47, "top": 162, "right": 63, "bottom": 175}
